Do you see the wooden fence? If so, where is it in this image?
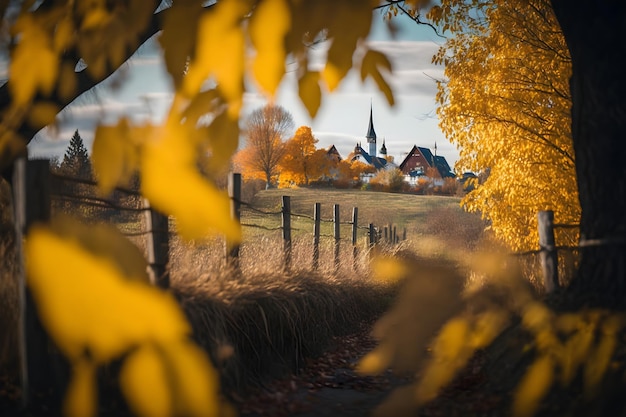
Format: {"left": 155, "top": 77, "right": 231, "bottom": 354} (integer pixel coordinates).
{"left": 226, "top": 174, "right": 406, "bottom": 272}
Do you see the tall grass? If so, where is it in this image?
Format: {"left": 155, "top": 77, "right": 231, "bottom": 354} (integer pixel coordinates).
{"left": 169, "top": 234, "right": 397, "bottom": 396}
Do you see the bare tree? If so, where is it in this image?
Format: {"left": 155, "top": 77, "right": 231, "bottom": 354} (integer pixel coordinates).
{"left": 236, "top": 104, "right": 294, "bottom": 188}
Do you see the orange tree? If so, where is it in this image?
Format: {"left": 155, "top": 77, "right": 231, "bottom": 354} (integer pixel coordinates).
{"left": 278, "top": 125, "right": 329, "bottom": 186}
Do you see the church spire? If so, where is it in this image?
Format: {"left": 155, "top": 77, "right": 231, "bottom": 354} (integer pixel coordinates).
{"left": 366, "top": 102, "right": 377, "bottom": 156}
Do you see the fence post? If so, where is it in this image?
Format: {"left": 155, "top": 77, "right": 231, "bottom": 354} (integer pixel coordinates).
{"left": 333, "top": 204, "right": 340, "bottom": 271}
{"left": 13, "top": 159, "right": 57, "bottom": 409}
{"left": 143, "top": 199, "right": 170, "bottom": 289}
{"left": 226, "top": 172, "right": 242, "bottom": 267}
{"left": 369, "top": 223, "right": 376, "bottom": 260}
{"left": 393, "top": 226, "right": 397, "bottom": 244}
{"left": 313, "top": 202, "right": 321, "bottom": 270}
{"left": 282, "top": 196, "right": 291, "bottom": 271}
{"left": 383, "top": 226, "right": 388, "bottom": 243}
{"left": 351, "top": 207, "right": 358, "bottom": 271}
{"left": 538, "top": 210, "right": 558, "bottom": 293}
{"left": 403, "top": 228, "right": 407, "bottom": 241}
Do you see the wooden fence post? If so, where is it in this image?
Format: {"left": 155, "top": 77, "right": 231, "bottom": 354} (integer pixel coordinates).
{"left": 333, "top": 204, "right": 340, "bottom": 271}
{"left": 282, "top": 196, "right": 291, "bottom": 271}
{"left": 351, "top": 207, "right": 358, "bottom": 271}
{"left": 369, "top": 223, "right": 376, "bottom": 260}
{"left": 226, "top": 172, "right": 242, "bottom": 267}
{"left": 538, "top": 210, "right": 558, "bottom": 293}
{"left": 13, "top": 159, "right": 58, "bottom": 409}
{"left": 313, "top": 202, "right": 321, "bottom": 270}
{"left": 393, "top": 226, "right": 397, "bottom": 244}
{"left": 143, "top": 199, "right": 170, "bottom": 289}
{"left": 383, "top": 226, "right": 388, "bottom": 243}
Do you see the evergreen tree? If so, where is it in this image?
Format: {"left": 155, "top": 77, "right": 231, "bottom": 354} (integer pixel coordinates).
{"left": 60, "top": 130, "right": 92, "bottom": 178}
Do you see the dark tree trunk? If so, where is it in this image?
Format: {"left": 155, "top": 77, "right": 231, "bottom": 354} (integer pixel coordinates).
{"left": 551, "top": 1, "right": 626, "bottom": 305}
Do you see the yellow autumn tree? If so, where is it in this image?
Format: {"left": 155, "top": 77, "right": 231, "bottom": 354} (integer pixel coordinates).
{"left": 0, "top": 1, "right": 400, "bottom": 416}
{"left": 430, "top": 0, "right": 580, "bottom": 251}
{"left": 278, "top": 125, "right": 329, "bottom": 186}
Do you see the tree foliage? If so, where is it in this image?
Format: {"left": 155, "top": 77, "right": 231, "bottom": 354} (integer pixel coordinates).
{"left": 278, "top": 125, "right": 329, "bottom": 186}
{"left": 59, "top": 130, "right": 92, "bottom": 178}
{"left": 430, "top": 0, "right": 579, "bottom": 251}
{"left": 233, "top": 104, "right": 294, "bottom": 187}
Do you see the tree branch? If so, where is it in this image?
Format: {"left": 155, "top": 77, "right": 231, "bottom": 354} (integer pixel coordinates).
{"left": 374, "top": 0, "right": 445, "bottom": 39}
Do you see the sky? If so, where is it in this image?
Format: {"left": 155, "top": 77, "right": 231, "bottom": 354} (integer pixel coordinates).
{"left": 28, "top": 9, "right": 458, "bottom": 169}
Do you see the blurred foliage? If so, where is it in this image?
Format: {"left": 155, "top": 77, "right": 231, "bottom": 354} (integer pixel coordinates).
{"left": 363, "top": 250, "right": 625, "bottom": 417}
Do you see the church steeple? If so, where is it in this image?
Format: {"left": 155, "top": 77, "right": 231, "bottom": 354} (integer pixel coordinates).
{"left": 366, "top": 102, "right": 377, "bottom": 157}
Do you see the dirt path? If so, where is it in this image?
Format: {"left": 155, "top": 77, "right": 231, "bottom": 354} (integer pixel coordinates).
{"left": 237, "top": 324, "right": 412, "bottom": 417}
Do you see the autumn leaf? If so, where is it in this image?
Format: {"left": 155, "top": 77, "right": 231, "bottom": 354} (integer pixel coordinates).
{"left": 298, "top": 71, "right": 323, "bottom": 118}
{"left": 249, "top": 0, "right": 291, "bottom": 95}
{"left": 9, "top": 14, "right": 59, "bottom": 105}
{"left": 360, "top": 49, "right": 394, "bottom": 106}
{"left": 513, "top": 355, "right": 554, "bottom": 417}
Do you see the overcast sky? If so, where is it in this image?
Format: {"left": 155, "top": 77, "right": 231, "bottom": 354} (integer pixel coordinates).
{"left": 28, "top": 10, "right": 457, "bottom": 168}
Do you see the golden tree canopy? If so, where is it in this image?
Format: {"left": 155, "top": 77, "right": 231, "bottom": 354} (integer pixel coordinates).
{"left": 431, "top": 0, "right": 580, "bottom": 251}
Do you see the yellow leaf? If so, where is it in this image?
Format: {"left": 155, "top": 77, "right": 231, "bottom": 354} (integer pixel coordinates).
{"left": 470, "top": 310, "right": 508, "bottom": 349}
{"left": 28, "top": 101, "right": 59, "bottom": 128}
{"left": 92, "top": 119, "right": 145, "bottom": 195}
{"left": 584, "top": 315, "right": 621, "bottom": 397}
{"left": 513, "top": 355, "right": 554, "bottom": 417}
{"left": 356, "top": 345, "right": 392, "bottom": 376}
{"left": 141, "top": 115, "right": 241, "bottom": 242}
{"left": 158, "top": 1, "right": 199, "bottom": 87}
{"left": 162, "top": 341, "right": 221, "bottom": 417}
{"left": 298, "top": 71, "right": 322, "bottom": 118}
{"left": 249, "top": 0, "right": 290, "bottom": 96}
{"left": 205, "top": 111, "right": 240, "bottom": 170}
{"left": 54, "top": 16, "right": 76, "bottom": 53}
{"left": 433, "top": 317, "right": 470, "bottom": 360}
{"left": 9, "top": 15, "right": 59, "bottom": 105}
{"left": 371, "top": 255, "right": 409, "bottom": 283}
{"left": 49, "top": 215, "right": 149, "bottom": 282}
{"left": 322, "top": 62, "right": 343, "bottom": 92}
{"left": 521, "top": 301, "right": 553, "bottom": 333}
{"left": 120, "top": 345, "right": 172, "bottom": 417}
{"left": 360, "top": 49, "right": 395, "bottom": 106}
{"left": 81, "top": 8, "right": 112, "bottom": 31}
{"left": 25, "top": 224, "right": 191, "bottom": 362}
{"left": 184, "top": 0, "right": 247, "bottom": 116}
{"left": 63, "top": 359, "right": 97, "bottom": 417}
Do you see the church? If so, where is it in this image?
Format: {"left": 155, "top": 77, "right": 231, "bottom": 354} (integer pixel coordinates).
{"left": 337, "top": 105, "right": 454, "bottom": 183}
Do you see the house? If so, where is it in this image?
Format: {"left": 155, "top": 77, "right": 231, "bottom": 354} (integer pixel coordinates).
{"left": 399, "top": 144, "right": 455, "bottom": 186}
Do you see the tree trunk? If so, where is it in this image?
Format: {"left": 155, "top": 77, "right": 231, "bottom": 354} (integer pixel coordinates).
{"left": 551, "top": 1, "right": 626, "bottom": 305}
